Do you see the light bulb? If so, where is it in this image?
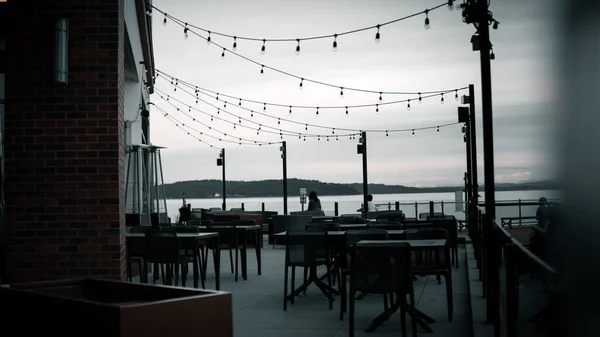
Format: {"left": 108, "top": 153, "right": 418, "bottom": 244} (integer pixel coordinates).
{"left": 261, "top": 39, "right": 266, "bottom": 55}
{"left": 299, "top": 79, "right": 303, "bottom": 89}
{"left": 207, "top": 32, "right": 211, "bottom": 44}
{"left": 424, "top": 18, "right": 430, "bottom": 29}
{"left": 295, "top": 39, "right": 301, "bottom": 55}
{"left": 375, "top": 25, "right": 381, "bottom": 43}
{"left": 340, "top": 87, "right": 344, "bottom": 98}
{"left": 260, "top": 65, "right": 264, "bottom": 75}
{"left": 376, "top": 104, "right": 379, "bottom": 114}
{"left": 163, "top": 15, "right": 167, "bottom": 26}
{"left": 332, "top": 34, "right": 338, "bottom": 52}
{"left": 232, "top": 37, "right": 237, "bottom": 51}
{"left": 221, "top": 48, "right": 225, "bottom": 59}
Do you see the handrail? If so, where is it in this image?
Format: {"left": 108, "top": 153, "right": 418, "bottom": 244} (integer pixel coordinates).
{"left": 493, "top": 220, "right": 557, "bottom": 275}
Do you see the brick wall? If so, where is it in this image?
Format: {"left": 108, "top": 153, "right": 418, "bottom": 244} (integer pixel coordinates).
{"left": 2, "top": 0, "right": 126, "bottom": 282}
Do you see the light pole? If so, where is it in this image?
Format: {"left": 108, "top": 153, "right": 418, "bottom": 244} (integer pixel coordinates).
{"left": 357, "top": 132, "right": 368, "bottom": 218}
{"left": 217, "top": 149, "right": 226, "bottom": 210}
{"left": 280, "top": 141, "right": 288, "bottom": 215}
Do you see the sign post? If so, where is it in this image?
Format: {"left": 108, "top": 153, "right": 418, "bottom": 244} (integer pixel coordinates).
{"left": 300, "top": 188, "right": 307, "bottom": 211}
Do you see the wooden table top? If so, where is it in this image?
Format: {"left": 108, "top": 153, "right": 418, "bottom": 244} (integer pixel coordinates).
{"left": 125, "top": 232, "right": 219, "bottom": 239}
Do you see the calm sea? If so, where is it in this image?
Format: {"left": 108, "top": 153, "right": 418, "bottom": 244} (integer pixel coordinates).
{"left": 163, "top": 189, "right": 559, "bottom": 221}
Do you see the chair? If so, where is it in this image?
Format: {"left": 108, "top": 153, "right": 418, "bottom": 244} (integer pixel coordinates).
{"left": 419, "top": 212, "right": 444, "bottom": 220}
{"left": 429, "top": 218, "right": 460, "bottom": 268}
{"left": 171, "top": 225, "right": 205, "bottom": 288}
{"left": 127, "top": 226, "right": 153, "bottom": 283}
{"left": 349, "top": 241, "right": 415, "bottom": 337}
{"left": 206, "top": 221, "right": 243, "bottom": 281}
{"left": 404, "top": 228, "right": 453, "bottom": 321}
{"left": 337, "top": 216, "right": 365, "bottom": 225}
{"left": 368, "top": 222, "right": 403, "bottom": 230}
{"left": 376, "top": 211, "right": 405, "bottom": 223}
{"left": 283, "top": 230, "right": 334, "bottom": 311}
{"left": 339, "top": 229, "right": 389, "bottom": 321}
{"left": 144, "top": 230, "right": 182, "bottom": 286}
{"left": 271, "top": 215, "right": 311, "bottom": 247}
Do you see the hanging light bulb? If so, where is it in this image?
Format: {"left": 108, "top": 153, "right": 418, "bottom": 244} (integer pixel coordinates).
{"left": 376, "top": 104, "right": 379, "bottom": 114}
{"left": 216, "top": 93, "right": 219, "bottom": 101}
{"left": 455, "top": 90, "right": 459, "bottom": 100}
{"left": 233, "top": 124, "right": 236, "bottom": 129}
{"left": 379, "top": 92, "right": 383, "bottom": 102}
{"left": 277, "top": 118, "right": 281, "bottom": 125}
{"left": 261, "top": 39, "right": 266, "bottom": 55}
{"left": 260, "top": 65, "right": 264, "bottom": 75}
{"left": 305, "top": 124, "right": 308, "bottom": 131}
{"left": 490, "top": 48, "right": 496, "bottom": 60}
{"left": 163, "top": 13, "right": 167, "bottom": 25}
{"left": 340, "top": 87, "right": 344, "bottom": 98}
{"left": 336, "top": 136, "right": 339, "bottom": 141}
{"left": 318, "top": 136, "right": 321, "bottom": 141}
{"left": 239, "top": 98, "right": 242, "bottom": 106}
{"left": 299, "top": 78, "right": 304, "bottom": 89}
{"left": 412, "top": 129, "right": 415, "bottom": 136}
{"left": 184, "top": 24, "right": 189, "bottom": 38}
{"left": 295, "top": 39, "right": 301, "bottom": 55}
{"left": 375, "top": 25, "right": 381, "bottom": 43}
{"left": 316, "top": 107, "right": 319, "bottom": 117}
{"left": 418, "top": 93, "right": 422, "bottom": 104}
{"left": 345, "top": 106, "right": 349, "bottom": 116}
{"left": 207, "top": 31, "right": 211, "bottom": 44}
{"left": 386, "top": 131, "right": 389, "bottom": 137}
{"left": 332, "top": 128, "right": 335, "bottom": 134}
{"left": 217, "top": 108, "right": 220, "bottom": 115}
{"left": 407, "top": 99, "right": 411, "bottom": 110}
{"left": 263, "top": 102, "right": 266, "bottom": 111}
{"left": 332, "top": 34, "right": 338, "bottom": 51}
{"left": 232, "top": 36, "right": 237, "bottom": 51}
{"left": 441, "top": 93, "right": 445, "bottom": 104}
{"left": 424, "top": 10, "right": 430, "bottom": 29}
{"left": 447, "top": 0, "right": 454, "bottom": 11}
{"left": 289, "top": 106, "right": 292, "bottom": 114}
{"left": 437, "top": 126, "right": 440, "bottom": 133}
{"left": 211, "top": 116, "right": 214, "bottom": 121}
{"left": 221, "top": 48, "right": 225, "bottom": 59}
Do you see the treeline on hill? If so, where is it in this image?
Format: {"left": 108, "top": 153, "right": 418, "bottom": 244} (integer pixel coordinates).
{"left": 161, "top": 178, "right": 558, "bottom": 199}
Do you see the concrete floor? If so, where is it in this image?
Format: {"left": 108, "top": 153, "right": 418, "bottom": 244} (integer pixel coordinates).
{"left": 150, "top": 239, "right": 473, "bottom": 337}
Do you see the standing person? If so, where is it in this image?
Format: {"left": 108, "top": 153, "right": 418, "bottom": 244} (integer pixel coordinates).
{"left": 536, "top": 197, "right": 550, "bottom": 228}
{"left": 307, "top": 191, "right": 322, "bottom": 211}
{"left": 357, "top": 194, "right": 377, "bottom": 212}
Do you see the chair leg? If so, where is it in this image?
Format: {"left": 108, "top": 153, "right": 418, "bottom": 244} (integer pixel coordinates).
{"left": 339, "top": 272, "right": 346, "bottom": 321}
{"left": 229, "top": 249, "right": 234, "bottom": 274}
{"left": 409, "top": 289, "right": 417, "bottom": 337}
{"left": 234, "top": 248, "right": 239, "bottom": 282}
{"left": 283, "top": 263, "right": 289, "bottom": 311}
{"left": 290, "top": 266, "right": 296, "bottom": 304}
{"left": 349, "top": 289, "right": 356, "bottom": 337}
{"left": 303, "top": 267, "right": 308, "bottom": 295}
{"left": 400, "top": 295, "right": 408, "bottom": 337}
{"left": 445, "top": 273, "right": 454, "bottom": 321}
{"left": 327, "top": 261, "right": 333, "bottom": 310}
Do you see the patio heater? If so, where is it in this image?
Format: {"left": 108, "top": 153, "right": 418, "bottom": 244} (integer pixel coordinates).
{"left": 124, "top": 144, "right": 169, "bottom": 227}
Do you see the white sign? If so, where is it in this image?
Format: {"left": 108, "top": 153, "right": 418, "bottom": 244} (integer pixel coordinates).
{"left": 300, "top": 188, "right": 307, "bottom": 195}
{"left": 455, "top": 190, "right": 464, "bottom": 212}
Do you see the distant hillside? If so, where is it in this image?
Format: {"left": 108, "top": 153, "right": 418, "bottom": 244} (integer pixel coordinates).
{"left": 161, "top": 178, "right": 559, "bottom": 199}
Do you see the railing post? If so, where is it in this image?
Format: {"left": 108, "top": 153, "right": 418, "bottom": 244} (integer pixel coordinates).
{"left": 505, "top": 244, "right": 517, "bottom": 337}
{"left": 414, "top": 202, "right": 418, "bottom": 219}
{"left": 241, "top": 203, "right": 245, "bottom": 211}
{"left": 441, "top": 201, "right": 445, "bottom": 214}
{"left": 334, "top": 202, "right": 339, "bottom": 216}
{"left": 395, "top": 201, "right": 400, "bottom": 211}
{"left": 518, "top": 199, "right": 522, "bottom": 226}
{"left": 429, "top": 201, "right": 434, "bottom": 217}
{"left": 261, "top": 202, "right": 265, "bottom": 212}
{"left": 388, "top": 202, "right": 391, "bottom": 211}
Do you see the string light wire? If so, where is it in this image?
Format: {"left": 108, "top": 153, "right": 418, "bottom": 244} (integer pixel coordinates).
{"left": 153, "top": 6, "right": 453, "bottom": 96}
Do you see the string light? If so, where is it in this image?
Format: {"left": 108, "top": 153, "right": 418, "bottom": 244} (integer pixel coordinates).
{"left": 375, "top": 104, "right": 379, "bottom": 114}
{"left": 437, "top": 126, "right": 440, "bottom": 132}
{"left": 447, "top": 0, "right": 455, "bottom": 11}
{"left": 184, "top": 23, "right": 189, "bottom": 38}
{"left": 232, "top": 36, "right": 237, "bottom": 51}
{"left": 424, "top": 10, "right": 431, "bottom": 29}
{"left": 207, "top": 31, "right": 211, "bottom": 44}
{"left": 332, "top": 34, "right": 338, "bottom": 52}
{"left": 295, "top": 39, "right": 301, "bottom": 55}
{"left": 407, "top": 99, "right": 411, "bottom": 110}
{"left": 299, "top": 78, "right": 303, "bottom": 89}
{"left": 153, "top": 2, "right": 448, "bottom": 51}
{"left": 345, "top": 106, "right": 349, "bottom": 116}
{"left": 340, "top": 87, "right": 344, "bottom": 98}
{"left": 221, "top": 48, "right": 225, "bottom": 58}
{"left": 455, "top": 90, "right": 458, "bottom": 100}
{"left": 418, "top": 93, "right": 422, "bottom": 103}
{"left": 155, "top": 87, "right": 463, "bottom": 136}
{"left": 289, "top": 106, "right": 292, "bottom": 114}
{"left": 375, "top": 25, "right": 381, "bottom": 43}
{"left": 163, "top": 13, "right": 167, "bottom": 26}
{"left": 261, "top": 39, "right": 266, "bottom": 54}
{"left": 441, "top": 93, "right": 445, "bottom": 104}
{"left": 412, "top": 129, "right": 415, "bottom": 136}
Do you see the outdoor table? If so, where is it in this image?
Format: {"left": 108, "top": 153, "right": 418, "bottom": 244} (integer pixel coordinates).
{"left": 125, "top": 232, "right": 221, "bottom": 290}
{"left": 354, "top": 239, "right": 448, "bottom": 333}
{"left": 198, "top": 225, "right": 262, "bottom": 281}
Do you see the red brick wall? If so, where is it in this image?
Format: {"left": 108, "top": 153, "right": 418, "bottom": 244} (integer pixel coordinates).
{"left": 2, "top": 0, "right": 126, "bottom": 283}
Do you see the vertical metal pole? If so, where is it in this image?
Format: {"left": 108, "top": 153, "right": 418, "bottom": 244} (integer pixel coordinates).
{"left": 157, "top": 150, "right": 168, "bottom": 219}
{"left": 153, "top": 149, "right": 160, "bottom": 216}
{"left": 361, "top": 131, "right": 368, "bottom": 218}
{"left": 334, "top": 202, "right": 339, "bottom": 216}
{"left": 124, "top": 147, "right": 132, "bottom": 214}
{"left": 476, "top": 0, "right": 497, "bottom": 331}
{"left": 221, "top": 149, "right": 226, "bottom": 211}
{"left": 468, "top": 84, "right": 479, "bottom": 236}
{"left": 282, "top": 141, "right": 288, "bottom": 215}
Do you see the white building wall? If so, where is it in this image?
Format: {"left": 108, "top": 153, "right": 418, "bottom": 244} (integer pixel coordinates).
{"left": 124, "top": 0, "right": 149, "bottom": 146}
{"left": 123, "top": 0, "right": 152, "bottom": 219}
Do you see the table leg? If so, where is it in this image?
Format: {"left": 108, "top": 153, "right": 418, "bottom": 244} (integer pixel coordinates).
{"left": 213, "top": 236, "right": 221, "bottom": 290}
{"left": 192, "top": 241, "right": 200, "bottom": 288}
{"left": 255, "top": 228, "right": 262, "bottom": 275}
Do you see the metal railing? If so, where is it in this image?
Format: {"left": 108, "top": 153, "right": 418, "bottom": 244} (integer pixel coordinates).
{"left": 471, "top": 203, "right": 559, "bottom": 337}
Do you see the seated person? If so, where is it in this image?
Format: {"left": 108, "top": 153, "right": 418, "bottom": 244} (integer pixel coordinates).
{"left": 357, "top": 194, "right": 377, "bottom": 212}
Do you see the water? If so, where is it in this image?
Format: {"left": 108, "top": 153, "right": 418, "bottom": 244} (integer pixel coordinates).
{"left": 162, "top": 189, "right": 559, "bottom": 222}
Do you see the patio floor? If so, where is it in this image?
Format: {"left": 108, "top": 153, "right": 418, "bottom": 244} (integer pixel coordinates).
{"left": 155, "top": 238, "right": 473, "bottom": 337}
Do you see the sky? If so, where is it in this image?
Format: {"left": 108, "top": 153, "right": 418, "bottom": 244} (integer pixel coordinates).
{"left": 149, "top": 0, "right": 557, "bottom": 186}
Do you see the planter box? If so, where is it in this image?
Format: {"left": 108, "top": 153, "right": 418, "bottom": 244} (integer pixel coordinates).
{"left": 0, "top": 278, "right": 233, "bottom": 337}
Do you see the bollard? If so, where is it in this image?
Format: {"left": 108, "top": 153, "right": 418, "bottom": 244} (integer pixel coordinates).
{"left": 395, "top": 201, "right": 400, "bottom": 211}
{"left": 441, "top": 201, "right": 444, "bottom": 214}
{"left": 414, "top": 202, "right": 418, "bottom": 219}
{"left": 334, "top": 202, "right": 339, "bottom": 216}
{"left": 429, "top": 201, "right": 434, "bottom": 217}
{"left": 261, "top": 202, "right": 265, "bottom": 212}
{"left": 241, "top": 203, "right": 245, "bottom": 211}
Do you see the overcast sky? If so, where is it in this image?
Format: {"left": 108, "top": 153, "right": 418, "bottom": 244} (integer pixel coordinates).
{"left": 149, "top": 0, "right": 557, "bottom": 186}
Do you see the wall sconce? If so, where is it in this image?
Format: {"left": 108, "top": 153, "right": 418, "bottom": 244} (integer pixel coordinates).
{"left": 54, "top": 19, "right": 69, "bottom": 85}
